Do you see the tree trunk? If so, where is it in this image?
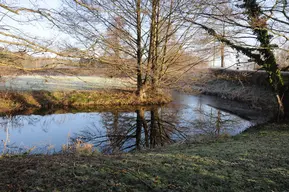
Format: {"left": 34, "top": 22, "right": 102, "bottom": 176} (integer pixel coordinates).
{"left": 220, "top": 43, "right": 225, "bottom": 68}
{"left": 276, "top": 94, "right": 285, "bottom": 119}
{"left": 136, "top": 109, "right": 142, "bottom": 150}
{"left": 152, "top": 0, "right": 160, "bottom": 91}
{"left": 220, "top": 20, "right": 225, "bottom": 68}
{"left": 139, "top": 108, "right": 149, "bottom": 148}
{"left": 150, "top": 109, "right": 156, "bottom": 148}
{"left": 148, "top": 0, "right": 157, "bottom": 91}
{"left": 136, "top": 0, "right": 143, "bottom": 100}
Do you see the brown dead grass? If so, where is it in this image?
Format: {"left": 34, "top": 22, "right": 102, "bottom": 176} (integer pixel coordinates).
{"left": 0, "top": 90, "right": 172, "bottom": 115}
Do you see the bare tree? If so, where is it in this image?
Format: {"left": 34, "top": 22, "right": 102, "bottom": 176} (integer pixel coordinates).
{"left": 46, "top": 0, "right": 207, "bottom": 99}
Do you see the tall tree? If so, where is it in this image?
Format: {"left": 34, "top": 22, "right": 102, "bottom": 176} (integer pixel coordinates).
{"left": 50, "top": 0, "right": 205, "bottom": 99}
{"left": 184, "top": 0, "right": 289, "bottom": 118}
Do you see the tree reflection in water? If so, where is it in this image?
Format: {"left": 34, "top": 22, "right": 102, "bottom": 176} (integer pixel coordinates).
{"left": 187, "top": 101, "right": 243, "bottom": 137}
{"left": 0, "top": 114, "right": 42, "bottom": 154}
{"left": 0, "top": 113, "right": 72, "bottom": 154}
{"left": 72, "top": 102, "right": 243, "bottom": 154}
{"left": 0, "top": 98, "right": 249, "bottom": 154}
{"left": 72, "top": 107, "right": 188, "bottom": 153}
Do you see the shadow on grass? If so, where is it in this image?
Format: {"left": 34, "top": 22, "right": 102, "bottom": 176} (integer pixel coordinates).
{"left": 30, "top": 91, "right": 62, "bottom": 108}
{"left": 0, "top": 124, "right": 289, "bottom": 191}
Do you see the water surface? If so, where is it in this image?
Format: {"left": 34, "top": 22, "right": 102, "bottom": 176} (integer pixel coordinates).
{"left": 0, "top": 92, "right": 266, "bottom": 154}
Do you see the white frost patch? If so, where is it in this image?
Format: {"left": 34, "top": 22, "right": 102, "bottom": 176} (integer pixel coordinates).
{"left": 0, "top": 75, "right": 135, "bottom": 91}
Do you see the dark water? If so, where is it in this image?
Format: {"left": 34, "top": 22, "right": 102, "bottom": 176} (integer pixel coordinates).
{"left": 0, "top": 92, "right": 267, "bottom": 154}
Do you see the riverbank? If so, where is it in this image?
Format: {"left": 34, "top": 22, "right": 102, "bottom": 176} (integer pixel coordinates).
{"left": 0, "top": 90, "right": 172, "bottom": 115}
{"left": 0, "top": 123, "right": 288, "bottom": 191}
{"left": 188, "top": 70, "right": 278, "bottom": 112}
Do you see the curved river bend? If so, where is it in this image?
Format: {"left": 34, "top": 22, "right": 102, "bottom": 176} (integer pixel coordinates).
{"left": 0, "top": 92, "right": 267, "bottom": 154}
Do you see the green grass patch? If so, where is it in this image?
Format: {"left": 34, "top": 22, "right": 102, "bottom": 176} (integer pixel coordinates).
{"left": 0, "top": 123, "right": 289, "bottom": 191}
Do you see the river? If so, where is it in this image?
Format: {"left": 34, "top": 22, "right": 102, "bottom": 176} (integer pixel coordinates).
{"left": 0, "top": 92, "right": 268, "bottom": 154}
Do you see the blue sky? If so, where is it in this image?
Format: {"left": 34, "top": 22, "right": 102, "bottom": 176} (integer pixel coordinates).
{"left": 11, "top": 0, "right": 61, "bottom": 38}
{"left": 1, "top": 0, "right": 287, "bottom": 69}
{"left": 0, "top": 0, "right": 75, "bottom": 55}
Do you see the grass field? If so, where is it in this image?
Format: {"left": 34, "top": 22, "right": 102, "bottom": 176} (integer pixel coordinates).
{"left": 0, "top": 123, "right": 288, "bottom": 191}
{"left": 0, "top": 75, "right": 134, "bottom": 91}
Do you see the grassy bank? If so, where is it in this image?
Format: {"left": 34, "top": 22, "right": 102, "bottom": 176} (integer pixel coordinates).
{"left": 0, "top": 90, "right": 171, "bottom": 114}
{"left": 200, "top": 79, "right": 276, "bottom": 110}
{"left": 1, "top": 123, "right": 289, "bottom": 191}
{"left": 188, "top": 70, "right": 277, "bottom": 112}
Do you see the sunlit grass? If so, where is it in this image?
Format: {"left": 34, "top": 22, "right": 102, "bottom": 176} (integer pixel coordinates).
{"left": 61, "top": 139, "right": 98, "bottom": 156}
{"left": 0, "top": 90, "right": 172, "bottom": 114}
